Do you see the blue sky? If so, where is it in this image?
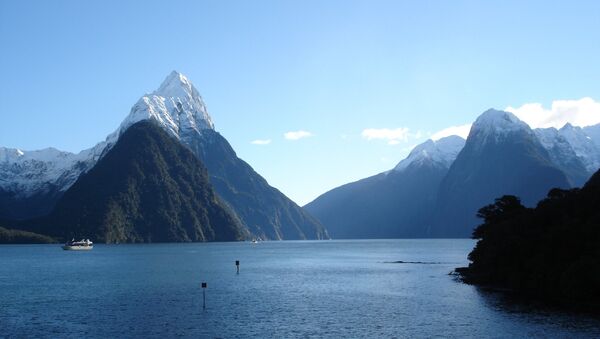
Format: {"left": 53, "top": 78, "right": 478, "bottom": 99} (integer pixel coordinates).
{"left": 1, "top": 0, "right": 600, "bottom": 205}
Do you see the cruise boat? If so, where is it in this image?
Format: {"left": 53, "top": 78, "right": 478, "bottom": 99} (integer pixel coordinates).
{"left": 62, "top": 238, "right": 93, "bottom": 251}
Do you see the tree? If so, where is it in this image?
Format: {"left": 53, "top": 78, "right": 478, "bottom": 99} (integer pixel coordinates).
{"left": 473, "top": 195, "right": 526, "bottom": 239}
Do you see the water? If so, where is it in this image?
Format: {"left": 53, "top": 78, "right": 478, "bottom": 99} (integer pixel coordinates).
{"left": 1, "top": 239, "right": 599, "bottom": 338}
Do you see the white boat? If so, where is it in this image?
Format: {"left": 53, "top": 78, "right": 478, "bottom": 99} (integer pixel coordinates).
{"left": 62, "top": 238, "right": 93, "bottom": 251}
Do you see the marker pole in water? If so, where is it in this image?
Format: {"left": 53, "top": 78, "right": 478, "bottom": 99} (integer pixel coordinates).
{"left": 235, "top": 260, "right": 240, "bottom": 274}
{"left": 201, "top": 282, "right": 207, "bottom": 310}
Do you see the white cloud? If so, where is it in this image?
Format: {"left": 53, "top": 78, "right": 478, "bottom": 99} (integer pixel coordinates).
{"left": 431, "top": 124, "right": 472, "bottom": 140}
{"left": 361, "top": 127, "right": 411, "bottom": 145}
{"left": 251, "top": 139, "right": 271, "bottom": 145}
{"left": 505, "top": 97, "right": 600, "bottom": 129}
{"left": 284, "top": 130, "right": 313, "bottom": 140}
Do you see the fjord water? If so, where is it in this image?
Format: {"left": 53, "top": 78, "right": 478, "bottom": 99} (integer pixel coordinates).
{"left": 1, "top": 240, "right": 599, "bottom": 337}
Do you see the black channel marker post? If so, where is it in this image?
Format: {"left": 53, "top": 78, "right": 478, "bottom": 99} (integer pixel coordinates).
{"left": 201, "top": 282, "right": 207, "bottom": 310}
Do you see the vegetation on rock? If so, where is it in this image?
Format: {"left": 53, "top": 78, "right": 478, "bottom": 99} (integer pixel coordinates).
{"left": 28, "top": 121, "right": 246, "bottom": 243}
{"left": 458, "top": 169, "right": 600, "bottom": 308}
{"left": 0, "top": 226, "right": 56, "bottom": 244}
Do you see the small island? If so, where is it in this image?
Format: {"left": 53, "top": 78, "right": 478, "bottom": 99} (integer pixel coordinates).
{"left": 457, "top": 169, "right": 600, "bottom": 309}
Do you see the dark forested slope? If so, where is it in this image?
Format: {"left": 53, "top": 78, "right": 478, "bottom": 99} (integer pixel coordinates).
{"left": 457, "top": 168, "right": 600, "bottom": 308}
{"left": 30, "top": 121, "right": 246, "bottom": 243}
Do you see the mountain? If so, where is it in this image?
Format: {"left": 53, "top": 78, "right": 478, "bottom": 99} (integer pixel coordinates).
{"left": 306, "top": 108, "right": 599, "bottom": 239}
{"left": 186, "top": 130, "right": 328, "bottom": 240}
{"left": 557, "top": 123, "right": 600, "bottom": 173}
{"left": 0, "top": 144, "right": 107, "bottom": 219}
{"left": 27, "top": 120, "right": 246, "bottom": 243}
{"left": 431, "top": 109, "right": 570, "bottom": 237}
{"left": 122, "top": 71, "right": 327, "bottom": 240}
{"left": 534, "top": 123, "right": 600, "bottom": 186}
{"left": 305, "top": 136, "right": 465, "bottom": 238}
{"left": 0, "top": 71, "right": 213, "bottom": 222}
{"left": 583, "top": 124, "right": 600, "bottom": 149}
{"left": 0, "top": 71, "right": 326, "bottom": 240}
{"left": 534, "top": 128, "right": 589, "bottom": 186}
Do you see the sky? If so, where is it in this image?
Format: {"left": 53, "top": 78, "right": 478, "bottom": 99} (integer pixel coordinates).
{"left": 1, "top": 0, "right": 600, "bottom": 205}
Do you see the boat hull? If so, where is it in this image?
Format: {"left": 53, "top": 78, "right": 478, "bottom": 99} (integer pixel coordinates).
{"left": 62, "top": 245, "right": 93, "bottom": 251}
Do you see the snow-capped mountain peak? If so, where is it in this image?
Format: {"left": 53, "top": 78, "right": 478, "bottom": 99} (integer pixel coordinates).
{"left": 0, "top": 71, "right": 213, "bottom": 199}
{"left": 115, "top": 71, "right": 214, "bottom": 142}
{"left": 394, "top": 135, "right": 465, "bottom": 172}
{"left": 471, "top": 109, "right": 529, "bottom": 135}
{"left": 155, "top": 70, "right": 196, "bottom": 99}
{"left": 466, "top": 109, "right": 536, "bottom": 149}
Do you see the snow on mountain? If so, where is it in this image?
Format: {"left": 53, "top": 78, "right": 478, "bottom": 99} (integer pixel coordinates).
{"left": 114, "top": 71, "right": 214, "bottom": 142}
{"left": 557, "top": 123, "right": 600, "bottom": 173}
{"left": 4, "top": 68, "right": 599, "bottom": 206}
{"left": 535, "top": 123, "right": 600, "bottom": 175}
{"left": 0, "top": 144, "right": 106, "bottom": 197}
{"left": 394, "top": 136, "right": 465, "bottom": 172}
{"left": 533, "top": 127, "right": 590, "bottom": 186}
{"left": 534, "top": 127, "right": 561, "bottom": 150}
{"left": 469, "top": 109, "right": 531, "bottom": 141}
{"left": 583, "top": 124, "right": 600, "bottom": 149}
{"left": 0, "top": 71, "right": 213, "bottom": 198}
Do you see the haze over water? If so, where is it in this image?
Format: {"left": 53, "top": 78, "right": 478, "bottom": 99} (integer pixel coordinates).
{"left": 1, "top": 239, "right": 599, "bottom": 337}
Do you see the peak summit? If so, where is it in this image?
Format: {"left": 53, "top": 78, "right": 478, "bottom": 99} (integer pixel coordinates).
{"left": 115, "top": 71, "right": 215, "bottom": 142}
{"left": 154, "top": 71, "right": 196, "bottom": 99}
{"left": 560, "top": 122, "right": 576, "bottom": 131}
{"left": 474, "top": 109, "right": 522, "bottom": 127}
{"left": 470, "top": 109, "right": 530, "bottom": 138}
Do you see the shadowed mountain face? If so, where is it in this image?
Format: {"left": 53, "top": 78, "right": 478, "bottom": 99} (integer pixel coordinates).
{"left": 186, "top": 129, "right": 328, "bottom": 240}
{"left": 431, "top": 110, "right": 570, "bottom": 237}
{"left": 0, "top": 187, "right": 61, "bottom": 220}
{"left": 32, "top": 121, "right": 246, "bottom": 243}
{"left": 305, "top": 162, "right": 449, "bottom": 239}
{"left": 305, "top": 136, "right": 464, "bottom": 239}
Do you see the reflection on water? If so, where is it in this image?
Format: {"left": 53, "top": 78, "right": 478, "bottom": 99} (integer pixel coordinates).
{"left": 1, "top": 239, "right": 599, "bottom": 337}
{"left": 474, "top": 285, "right": 600, "bottom": 330}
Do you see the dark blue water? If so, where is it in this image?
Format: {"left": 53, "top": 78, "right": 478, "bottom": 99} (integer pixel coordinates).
{"left": 1, "top": 239, "right": 599, "bottom": 338}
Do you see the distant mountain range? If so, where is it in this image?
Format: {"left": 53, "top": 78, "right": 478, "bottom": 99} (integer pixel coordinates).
{"left": 0, "top": 71, "right": 327, "bottom": 242}
{"left": 307, "top": 109, "right": 600, "bottom": 238}
{"left": 3, "top": 72, "right": 599, "bottom": 241}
